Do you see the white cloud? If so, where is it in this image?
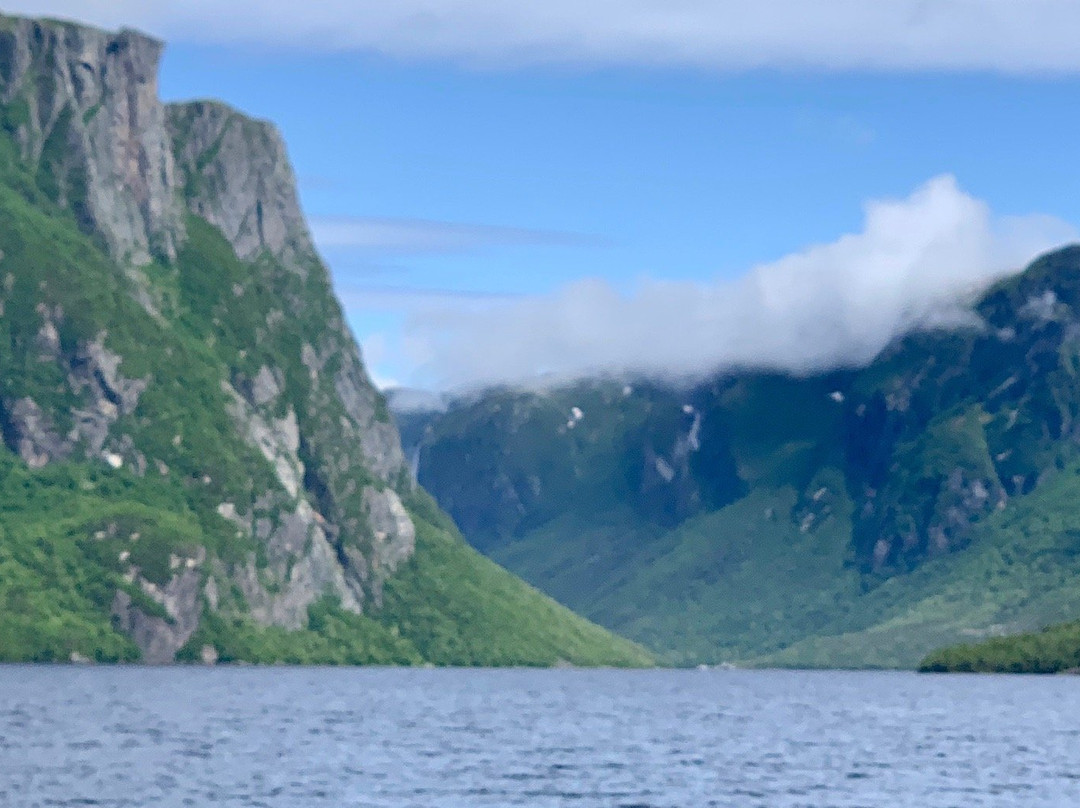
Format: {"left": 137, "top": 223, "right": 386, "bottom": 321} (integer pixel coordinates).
{"left": 338, "top": 285, "right": 521, "bottom": 311}
{"left": 359, "top": 332, "right": 400, "bottom": 390}
{"left": 11, "top": 1, "right": 1080, "bottom": 72}
{"left": 311, "top": 216, "right": 595, "bottom": 254}
{"left": 385, "top": 387, "right": 450, "bottom": 413}
{"left": 397, "top": 175, "right": 1076, "bottom": 389}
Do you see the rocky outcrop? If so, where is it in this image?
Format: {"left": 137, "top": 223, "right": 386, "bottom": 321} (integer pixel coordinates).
{"left": 111, "top": 550, "right": 205, "bottom": 665}
{"left": 0, "top": 396, "right": 67, "bottom": 468}
{"left": 225, "top": 336, "right": 412, "bottom": 613}
{"left": 302, "top": 336, "right": 408, "bottom": 484}
{"left": 168, "top": 100, "right": 313, "bottom": 264}
{"left": 0, "top": 312, "right": 146, "bottom": 470}
{"left": 362, "top": 486, "right": 417, "bottom": 587}
{"left": 168, "top": 95, "right": 408, "bottom": 488}
{"left": 224, "top": 499, "right": 364, "bottom": 629}
{"left": 0, "top": 13, "right": 416, "bottom": 662}
{"left": 0, "top": 15, "right": 184, "bottom": 263}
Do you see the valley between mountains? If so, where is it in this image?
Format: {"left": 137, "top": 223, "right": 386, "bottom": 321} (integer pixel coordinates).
{"left": 397, "top": 246, "right": 1080, "bottom": 669}
{"left": 3, "top": 11, "right": 1080, "bottom": 673}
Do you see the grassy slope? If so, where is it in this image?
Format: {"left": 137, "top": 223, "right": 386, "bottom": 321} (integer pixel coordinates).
{"left": 0, "top": 453, "right": 232, "bottom": 662}
{"left": 0, "top": 134, "right": 649, "bottom": 667}
{"left": 415, "top": 278, "right": 1080, "bottom": 668}
{"left": 586, "top": 481, "right": 858, "bottom": 665}
{"left": 0, "top": 447, "right": 653, "bottom": 666}
{"left": 491, "top": 475, "right": 860, "bottom": 666}
{"left": 473, "top": 380, "right": 863, "bottom": 667}
{"left": 756, "top": 460, "right": 1080, "bottom": 668}
{"left": 380, "top": 493, "right": 651, "bottom": 667}
{"left": 488, "top": 457, "right": 1080, "bottom": 669}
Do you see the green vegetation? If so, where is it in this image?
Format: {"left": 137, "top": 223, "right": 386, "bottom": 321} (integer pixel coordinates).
{"left": 380, "top": 493, "right": 651, "bottom": 667}
{"left": 165, "top": 496, "right": 652, "bottom": 668}
{"left": 0, "top": 445, "right": 652, "bottom": 665}
{"left": 0, "top": 457, "right": 179, "bottom": 663}
{"left": 754, "top": 458, "right": 1080, "bottom": 668}
{"left": 406, "top": 251, "right": 1080, "bottom": 669}
{"left": 919, "top": 622, "right": 1080, "bottom": 673}
{"left": 0, "top": 92, "right": 647, "bottom": 667}
{"left": 471, "top": 447, "right": 1080, "bottom": 669}
{"left": 176, "top": 598, "right": 423, "bottom": 666}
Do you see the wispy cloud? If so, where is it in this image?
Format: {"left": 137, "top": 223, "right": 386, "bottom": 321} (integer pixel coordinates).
{"left": 359, "top": 332, "right": 401, "bottom": 390}
{"left": 338, "top": 284, "right": 522, "bottom": 309}
{"left": 310, "top": 215, "right": 600, "bottom": 254}
{"left": 15, "top": 1, "right": 1080, "bottom": 73}
{"left": 395, "top": 175, "right": 1076, "bottom": 390}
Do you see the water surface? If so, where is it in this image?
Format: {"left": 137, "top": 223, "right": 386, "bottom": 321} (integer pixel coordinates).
{"left": 2, "top": 666, "right": 1078, "bottom": 807}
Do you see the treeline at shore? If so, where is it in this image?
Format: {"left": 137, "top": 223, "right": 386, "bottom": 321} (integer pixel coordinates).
{"left": 919, "top": 622, "right": 1080, "bottom": 674}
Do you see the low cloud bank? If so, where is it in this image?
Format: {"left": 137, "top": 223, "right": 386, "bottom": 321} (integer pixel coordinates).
{"left": 401, "top": 175, "right": 1075, "bottom": 390}
{"left": 310, "top": 216, "right": 597, "bottom": 254}
{"left": 15, "top": 1, "right": 1080, "bottom": 73}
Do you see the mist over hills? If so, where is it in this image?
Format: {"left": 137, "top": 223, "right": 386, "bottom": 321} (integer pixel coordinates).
{"left": 397, "top": 245, "right": 1080, "bottom": 667}
{"left": 393, "top": 175, "right": 1073, "bottom": 391}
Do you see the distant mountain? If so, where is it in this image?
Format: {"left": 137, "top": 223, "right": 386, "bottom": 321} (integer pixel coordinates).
{"left": 0, "top": 14, "right": 648, "bottom": 667}
{"left": 400, "top": 246, "right": 1080, "bottom": 667}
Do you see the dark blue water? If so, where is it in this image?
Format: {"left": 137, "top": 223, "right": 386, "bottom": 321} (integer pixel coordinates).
{"left": 2, "top": 667, "right": 1078, "bottom": 807}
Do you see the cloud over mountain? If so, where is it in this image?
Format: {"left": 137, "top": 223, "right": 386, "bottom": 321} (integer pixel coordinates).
{"left": 14, "top": 1, "right": 1080, "bottom": 72}
{"left": 396, "top": 175, "right": 1075, "bottom": 389}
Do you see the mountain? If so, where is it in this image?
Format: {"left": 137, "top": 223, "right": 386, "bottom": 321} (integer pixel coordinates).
{"left": 0, "top": 14, "right": 649, "bottom": 667}
{"left": 401, "top": 246, "right": 1080, "bottom": 668}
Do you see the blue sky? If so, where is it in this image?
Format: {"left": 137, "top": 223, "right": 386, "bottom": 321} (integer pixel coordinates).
{"left": 14, "top": 2, "right": 1080, "bottom": 389}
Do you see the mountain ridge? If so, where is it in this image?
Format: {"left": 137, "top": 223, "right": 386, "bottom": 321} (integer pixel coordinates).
{"left": 0, "top": 12, "right": 649, "bottom": 668}
{"left": 400, "top": 244, "right": 1080, "bottom": 667}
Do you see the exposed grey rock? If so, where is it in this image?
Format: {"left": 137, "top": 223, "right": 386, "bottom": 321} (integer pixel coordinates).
{"left": 33, "top": 304, "right": 61, "bottom": 358}
{"left": 0, "top": 12, "right": 421, "bottom": 659}
{"left": 111, "top": 565, "right": 202, "bottom": 664}
{"left": 215, "top": 492, "right": 363, "bottom": 629}
{"left": 335, "top": 350, "right": 408, "bottom": 483}
{"left": 67, "top": 336, "right": 147, "bottom": 460}
{"left": 223, "top": 380, "right": 304, "bottom": 499}
{"left": 168, "top": 100, "right": 314, "bottom": 263}
{"left": 251, "top": 365, "right": 282, "bottom": 407}
{"left": 77, "top": 338, "right": 146, "bottom": 414}
{"left": 170, "top": 95, "right": 410, "bottom": 492}
{"left": 0, "top": 15, "right": 184, "bottom": 264}
{"left": 2, "top": 311, "right": 147, "bottom": 469}
{"left": 300, "top": 337, "right": 408, "bottom": 484}
{"left": 3, "top": 397, "right": 68, "bottom": 467}
{"left": 233, "top": 501, "right": 363, "bottom": 629}
{"left": 363, "top": 486, "right": 417, "bottom": 578}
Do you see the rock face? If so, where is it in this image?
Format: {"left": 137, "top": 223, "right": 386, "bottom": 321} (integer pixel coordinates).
{"left": 406, "top": 383, "right": 744, "bottom": 551}
{"left": 0, "top": 318, "right": 147, "bottom": 470}
{"left": 0, "top": 13, "right": 415, "bottom": 662}
{"left": 0, "top": 17, "right": 183, "bottom": 264}
{"left": 169, "top": 101, "right": 313, "bottom": 263}
{"left": 112, "top": 558, "right": 203, "bottom": 665}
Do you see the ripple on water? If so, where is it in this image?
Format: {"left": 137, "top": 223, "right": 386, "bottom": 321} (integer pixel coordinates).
{"left": 2, "top": 668, "right": 1080, "bottom": 807}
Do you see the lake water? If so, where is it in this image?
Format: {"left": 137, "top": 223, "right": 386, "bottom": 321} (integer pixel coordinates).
{"left": 2, "top": 667, "right": 1078, "bottom": 807}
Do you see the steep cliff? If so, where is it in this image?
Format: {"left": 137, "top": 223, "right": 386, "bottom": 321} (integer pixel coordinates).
{"left": 0, "top": 17, "right": 182, "bottom": 264}
{"left": 0, "top": 13, "right": 649, "bottom": 668}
